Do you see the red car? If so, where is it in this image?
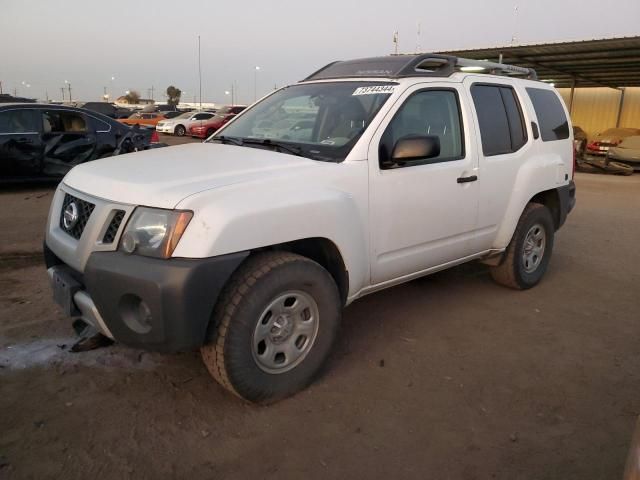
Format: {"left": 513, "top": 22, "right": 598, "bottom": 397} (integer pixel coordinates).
{"left": 189, "top": 105, "right": 246, "bottom": 138}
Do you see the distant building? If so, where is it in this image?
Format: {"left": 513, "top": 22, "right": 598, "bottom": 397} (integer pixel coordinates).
{"left": 115, "top": 96, "right": 155, "bottom": 105}
{"left": 0, "top": 93, "right": 36, "bottom": 103}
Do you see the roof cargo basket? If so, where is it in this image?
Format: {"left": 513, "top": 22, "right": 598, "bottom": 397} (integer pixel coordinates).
{"left": 303, "top": 54, "right": 537, "bottom": 81}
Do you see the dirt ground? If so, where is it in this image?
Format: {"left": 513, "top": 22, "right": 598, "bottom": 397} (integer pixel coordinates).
{"left": 1, "top": 170, "right": 639, "bottom": 480}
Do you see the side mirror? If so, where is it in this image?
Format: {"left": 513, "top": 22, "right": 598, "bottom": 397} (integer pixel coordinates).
{"left": 391, "top": 135, "right": 440, "bottom": 163}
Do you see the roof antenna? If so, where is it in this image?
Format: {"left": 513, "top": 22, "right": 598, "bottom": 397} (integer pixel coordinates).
{"left": 415, "top": 22, "right": 422, "bottom": 53}
{"left": 510, "top": 5, "right": 519, "bottom": 45}
{"left": 393, "top": 30, "right": 399, "bottom": 55}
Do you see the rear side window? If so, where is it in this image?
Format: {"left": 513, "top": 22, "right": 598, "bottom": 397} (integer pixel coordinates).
{"left": 471, "top": 84, "right": 527, "bottom": 156}
{"left": 87, "top": 115, "right": 111, "bottom": 132}
{"left": 0, "top": 109, "right": 39, "bottom": 133}
{"left": 43, "top": 111, "right": 88, "bottom": 133}
{"left": 526, "top": 88, "right": 569, "bottom": 141}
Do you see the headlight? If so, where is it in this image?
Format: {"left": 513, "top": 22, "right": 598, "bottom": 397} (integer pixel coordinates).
{"left": 119, "top": 207, "right": 193, "bottom": 258}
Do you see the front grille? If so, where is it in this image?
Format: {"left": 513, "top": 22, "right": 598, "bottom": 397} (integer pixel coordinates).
{"left": 60, "top": 194, "right": 95, "bottom": 240}
{"left": 102, "top": 210, "right": 125, "bottom": 244}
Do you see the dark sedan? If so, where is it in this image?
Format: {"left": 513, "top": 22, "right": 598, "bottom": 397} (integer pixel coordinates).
{"left": 0, "top": 103, "right": 159, "bottom": 182}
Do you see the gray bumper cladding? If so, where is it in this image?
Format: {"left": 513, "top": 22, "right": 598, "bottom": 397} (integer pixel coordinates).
{"left": 82, "top": 250, "right": 249, "bottom": 352}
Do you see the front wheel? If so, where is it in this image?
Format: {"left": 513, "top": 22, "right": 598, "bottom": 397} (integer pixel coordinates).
{"left": 490, "top": 203, "right": 555, "bottom": 289}
{"left": 174, "top": 125, "right": 186, "bottom": 136}
{"left": 201, "top": 251, "right": 341, "bottom": 404}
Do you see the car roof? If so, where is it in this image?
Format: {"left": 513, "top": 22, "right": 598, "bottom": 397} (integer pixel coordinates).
{"left": 303, "top": 54, "right": 538, "bottom": 83}
{"left": 0, "top": 102, "right": 126, "bottom": 127}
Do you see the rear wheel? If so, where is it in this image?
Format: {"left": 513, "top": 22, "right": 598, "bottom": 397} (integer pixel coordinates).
{"left": 174, "top": 125, "right": 186, "bottom": 136}
{"left": 490, "top": 203, "right": 555, "bottom": 290}
{"left": 201, "top": 251, "right": 341, "bottom": 404}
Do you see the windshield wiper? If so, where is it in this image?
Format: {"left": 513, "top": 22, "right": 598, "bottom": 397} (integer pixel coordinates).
{"left": 209, "top": 135, "right": 243, "bottom": 146}
{"left": 240, "top": 138, "right": 306, "bottom": 158}
{"left": 211, "top": 135, "right": 313, "bottom": 159}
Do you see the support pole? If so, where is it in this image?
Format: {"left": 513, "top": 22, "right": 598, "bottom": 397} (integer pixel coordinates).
{"left": 616, "top": 88, "right": 626, "bottom": 128}
{"left": 568, "top": 79, "right": 576, "bottom": 115}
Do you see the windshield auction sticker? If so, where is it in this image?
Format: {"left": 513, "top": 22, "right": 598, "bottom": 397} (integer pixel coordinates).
{"left": 352, "top": 85, "right": 396, "bottom": 96}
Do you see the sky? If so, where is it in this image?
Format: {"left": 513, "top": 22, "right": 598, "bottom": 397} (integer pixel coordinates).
{"left": 1, "top": 0, "right": 639, "bottom": 104}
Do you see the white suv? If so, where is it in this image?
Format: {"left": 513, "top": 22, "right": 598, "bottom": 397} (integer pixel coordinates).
{"left": 45, "top": 54, "right": 576, "bottom": 403}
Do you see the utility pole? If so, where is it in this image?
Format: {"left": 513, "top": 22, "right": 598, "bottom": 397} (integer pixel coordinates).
{"left": 198, "top": 35, "right": 202, "bottom": 110}
{"left": 65, "top": 82, "right": 72, "bottom": 102}
{"left": 13, "top": 87, "right": 17, "bottom": 96}
{"left": 46, "top": 90, "right": 49, "bottom": 102}
{"left": 150, "top": 85, "right": 154, "bottom": 101}
{"left": 0, "top": 81, "right": 3, "bottom": 94}
{"left": 61, "top": 87, "right": 65, "bottom": 101}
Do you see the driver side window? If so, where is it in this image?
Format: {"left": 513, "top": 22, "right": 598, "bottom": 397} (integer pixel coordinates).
{"left": 379, "top": 89, "right": 464, "bottom": 168}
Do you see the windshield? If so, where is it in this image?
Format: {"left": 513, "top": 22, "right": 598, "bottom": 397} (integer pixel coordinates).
{"left": 209, "top": 81, "right": 396, "bottom": 162}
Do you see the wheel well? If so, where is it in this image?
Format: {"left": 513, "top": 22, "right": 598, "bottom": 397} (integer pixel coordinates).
{"left": 254, "top": 238, "right": 349, "bottom": 305}
{"left": 530, "top": 188, "right": 561, "bottom": 230}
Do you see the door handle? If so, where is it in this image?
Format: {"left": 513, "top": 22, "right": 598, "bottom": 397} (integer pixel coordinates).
{"left": 457, "top": 175, "right": 477, "bottom": 183}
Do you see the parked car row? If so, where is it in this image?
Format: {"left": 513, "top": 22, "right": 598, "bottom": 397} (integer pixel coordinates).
{"left": 0, "top": 103, "right": 163, "bottom": 182}
{"left": 573, "top": 126, "right": 640, "bottom": 173}
{"left": 189, "top": 106, "right": 247, "bottom": 138}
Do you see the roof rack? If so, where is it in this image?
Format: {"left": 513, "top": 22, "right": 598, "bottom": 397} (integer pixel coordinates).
{"left": 302, "top": 54, "right": 537, "bottom": 82}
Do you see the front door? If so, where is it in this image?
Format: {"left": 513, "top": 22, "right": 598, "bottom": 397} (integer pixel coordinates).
{"left": 0, "top": 108, "right": 43, "bottom": 177}
{"left": 368, "top": 84, "right": 480, "bottom": 284}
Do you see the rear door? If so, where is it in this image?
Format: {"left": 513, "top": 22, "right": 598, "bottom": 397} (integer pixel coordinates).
{"left": 0, "top": 108, "right": 43, "bottom": 177}
{"left": 87, "top": 114, "right": 119, "bottom": 158}
{"left": 42, "top": 109, "right": 97, "bottom": 176}
{"left": 463, "top": 78, "right": 532, "bottom": 252}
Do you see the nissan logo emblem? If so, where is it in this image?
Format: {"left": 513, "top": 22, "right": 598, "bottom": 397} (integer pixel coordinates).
{"left": 63, "top": 202, "right": 79, "bottom": 230}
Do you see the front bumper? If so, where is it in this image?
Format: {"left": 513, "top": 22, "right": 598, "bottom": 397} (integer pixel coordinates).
{"left": 155, "top": 124, "right": 174, "bottom": 133}
{"left": 45, "top": 245, "right": 248, "bottom": 352}
{"left": 607, "top": 154, "right": 640, "bottom": 171}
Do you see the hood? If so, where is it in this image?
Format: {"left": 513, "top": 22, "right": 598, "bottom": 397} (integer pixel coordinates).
{"left": 158, "top": 118, "right": 180, "bottom": 125}
{"left": 595, "top": 129, "right": 640, "bottom": 143}
{"left": 63, "top": 143, "right": 324, "bottom": 208}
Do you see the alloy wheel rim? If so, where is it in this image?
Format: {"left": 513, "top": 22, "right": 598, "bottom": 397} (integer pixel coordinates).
{"left": 522, "top": 223, "right": 546, "bottom": 273}
{"left": 251, "top": 290, "right": 320, "bottom": 374}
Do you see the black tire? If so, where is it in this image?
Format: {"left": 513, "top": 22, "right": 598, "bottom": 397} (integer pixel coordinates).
{"left": 576, "top": 160, "right": 601, "bottom": 174}
{"left": 201, "top": 251, "right": 341, "bottom": 404}
{"left": 206, "top": 128, "right": 215, "bottom": 137}
{"left": 490, "top": 203, "right": 555, "bottom": 290}
{"left": 174, "top": 125, "right": 186, "bottom": 136}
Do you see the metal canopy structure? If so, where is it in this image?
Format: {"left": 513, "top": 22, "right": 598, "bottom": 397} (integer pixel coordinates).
{"left": 437, "top": 37, "right": 640, "bottom": 89}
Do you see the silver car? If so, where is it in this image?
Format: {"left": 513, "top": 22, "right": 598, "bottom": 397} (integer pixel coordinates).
{"left": 608, "top": 135, "right": 640, "bottom": 171}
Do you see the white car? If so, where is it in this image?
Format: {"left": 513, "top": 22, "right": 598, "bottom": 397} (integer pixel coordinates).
{"left": 45, "top": 54, "right": 575, "bottom": 403}
{"left": 155, "top": 111, "right": 216, "bottom": 136}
